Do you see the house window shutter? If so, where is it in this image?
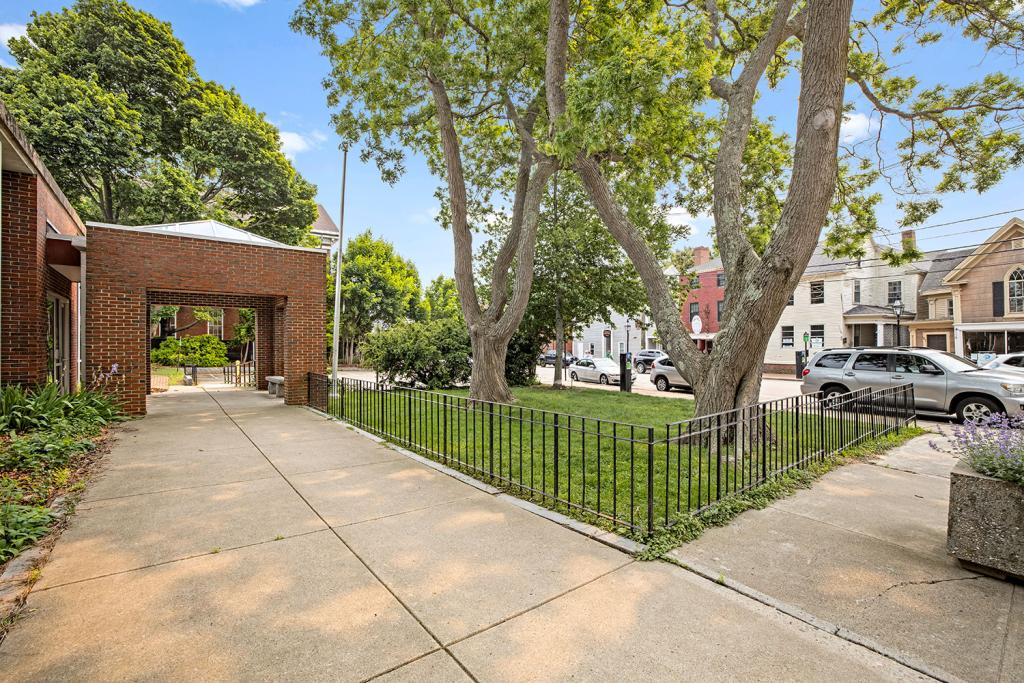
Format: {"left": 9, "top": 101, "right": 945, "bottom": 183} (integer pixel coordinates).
{"left": 993, "top": 281, "right": 1005, "bottom": 317}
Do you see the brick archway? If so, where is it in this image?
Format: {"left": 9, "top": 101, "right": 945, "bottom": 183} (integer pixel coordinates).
{"left": 84, "top": 224, "right": 326, "bottom": 415}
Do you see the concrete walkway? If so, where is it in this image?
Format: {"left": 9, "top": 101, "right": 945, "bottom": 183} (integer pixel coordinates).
{"left": 672, "top": 434, "right": 1022, "bottom": 683}
{"left": 2, "top": 387, "right": 930, "bottom": 681}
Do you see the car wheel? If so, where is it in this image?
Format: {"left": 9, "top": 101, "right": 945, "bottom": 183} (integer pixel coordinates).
{"left": 570, "top": 371, "right": 578, "bottom": 381}
{"left": 599, "top": 374, "right": 609, "bottom": 385}
{"left": 956, "top": 396, "right": 1000, "bottom": 424}
{"left": 655, "top": 376, "right": 669, "bottom": 392}
{"left": 819, "top": 384, "right": 849, "bottom": 408}
{"left": 634, "top": 362, "right": 645, "bottom": 374}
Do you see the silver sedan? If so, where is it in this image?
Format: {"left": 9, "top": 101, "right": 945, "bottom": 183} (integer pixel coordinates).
{"left": 568, "top": 357, "right": 633, "bottom": 385}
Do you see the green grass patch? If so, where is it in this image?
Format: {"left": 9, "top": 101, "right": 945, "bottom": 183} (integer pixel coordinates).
{"left": 330, "top": 381, "right": 917, "bottom": 536}
{"left": 152, "top": 366, "right": 185, "bottom": 386}
{"left": 639, "top": 426, "right": 926, "bottom": 559}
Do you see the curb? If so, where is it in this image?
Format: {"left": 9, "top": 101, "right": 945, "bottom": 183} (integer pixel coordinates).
{"left": 665, "top": 555, "right": 965, "bottom": 683}
{"left": 305, "top": 406, "right": 646, "bottom": 557}
{"left": 0, "top": 495, "right": 71, "bottom": 628}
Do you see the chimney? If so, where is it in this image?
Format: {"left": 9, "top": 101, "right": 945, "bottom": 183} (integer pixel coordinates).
{"left": 693, "top": 246, "right": 711, "bottom": 266}
{"left": 901, "top": 230, "right": 916, "bottom": 251}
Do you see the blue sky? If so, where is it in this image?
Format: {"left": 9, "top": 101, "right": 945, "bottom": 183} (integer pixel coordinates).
{"left": 3, "top": 1, "right": 1024, "bottom": 282}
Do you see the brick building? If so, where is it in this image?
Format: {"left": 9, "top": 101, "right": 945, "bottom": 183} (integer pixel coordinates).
{"left": 0, "top": 97, "right": 328, "bottom": 416}
{"left": 682, "top": 246, "right": 724, "bottom": 351}
{"left": 0, "top": 100, "right": 86, "bottom": 391}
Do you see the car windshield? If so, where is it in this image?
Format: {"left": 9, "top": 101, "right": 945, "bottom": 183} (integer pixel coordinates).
{"left": 934, "top": 352, "right": 979, "bottom": 372}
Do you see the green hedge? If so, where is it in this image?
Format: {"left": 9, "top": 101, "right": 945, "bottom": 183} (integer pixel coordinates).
{"left": 151, "top": 334, "right": 228, "bottom": 367}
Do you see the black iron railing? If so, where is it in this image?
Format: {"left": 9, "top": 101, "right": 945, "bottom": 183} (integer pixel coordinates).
{"left": 223, "top": 361, "right": 256, "bottom": 387}
{"left": 307, "top": 374, "right": 915, "bottom": 535}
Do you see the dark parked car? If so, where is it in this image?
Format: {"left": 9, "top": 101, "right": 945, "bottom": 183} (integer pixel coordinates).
{"left": 633, "top": 348, "right": 667, "bottom": 373}
{"left": 538, "top": 350, "right": 576, "bottom": 368}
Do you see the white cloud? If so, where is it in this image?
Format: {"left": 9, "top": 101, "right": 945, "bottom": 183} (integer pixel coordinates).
{"left": 279, "top": 130, "right": 326, "bottom": 159}
{"left": 0, "top": 23, "right": 27, "bottom": 45}
{"left": 212, "top": 0, "right": 263, "bottom": 9}
{"left": 410, "top": 206, "right": 441, "bottom": 225}
{"left": 840, "top": 111, "right": 876, "bottom": 144}
{"left": 666, "top": 207, "right": 712, "bottom": 228}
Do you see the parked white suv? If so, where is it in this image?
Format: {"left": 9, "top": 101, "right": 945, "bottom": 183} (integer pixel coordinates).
{"left": 801, "top": 347, "right": 1024, "bottom": 422}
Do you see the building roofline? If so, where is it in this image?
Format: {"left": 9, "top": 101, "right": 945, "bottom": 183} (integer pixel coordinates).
{"left": 0, "top": 98, "right": 86, "bottom": 235}
{"left": 85, "top": 221, "right": 328, "bottom": 254}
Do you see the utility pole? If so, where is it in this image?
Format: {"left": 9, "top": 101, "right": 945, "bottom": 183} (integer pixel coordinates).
{"left": 330, "top": 146, "right": 348, "bottom": 387}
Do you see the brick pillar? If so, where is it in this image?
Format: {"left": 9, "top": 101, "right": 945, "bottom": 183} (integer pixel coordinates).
{"left": 283, "top": 296, "right": 324, "bottom": 405}
{"left": 85, "top": 286, "right": 148, "bottom": 415}
{"left": 255, "top": 303, "right": 274, "bottom": 390}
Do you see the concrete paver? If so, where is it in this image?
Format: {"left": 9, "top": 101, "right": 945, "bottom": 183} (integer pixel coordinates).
{"left": 1, "top": 533, "right": 437, "bottom": 682}
{"left": 451, "top": 561, "right": 927, "bottom": 682}
{"left": 672, "top": 435, "right": 1019, "bottom": 683}
{"left": 291, "top": 459, "right": 485, "bottom": 527}
{"left": 338, "top": 494, "right": 633, "bottom": 643}
{"left": 38, "top": 476, "right": 326, "bottom": 588}
{"left": 0, "top": 386, "right": 952, "bottom": 680}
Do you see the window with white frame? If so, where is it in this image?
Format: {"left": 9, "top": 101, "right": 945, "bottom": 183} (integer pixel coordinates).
{"left": 887, "top": 281, "right": 902, "bottom": 305}
{"left": 689, "top": 302, "right": 699, "bottom": 320}
{"left": 810, "top": 281, "right": 824, "bottom": 304}
{"left": 1009, "top": 268, "right": 1024, "bottom": 313}
{"left": 853, "top": 280, "right": 861, "bottom": 304}
{"left": 208, "top": 308, "right": 224, "bottom": 338}
{"left": 810, "top": 324, "right": 825, "bottom": 348}
{"left": 781, "top": 326, "right": 794, "bottom": 348}
{"left": 947, "top": 298, "right": 954, "bottom": 318}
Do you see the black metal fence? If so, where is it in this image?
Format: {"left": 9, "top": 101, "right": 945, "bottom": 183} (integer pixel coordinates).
{"left": 308, "top": 374, "right": 916, "bottom": 535}
{"left": 223, "top": 361, "right": 256, "bottom": 387}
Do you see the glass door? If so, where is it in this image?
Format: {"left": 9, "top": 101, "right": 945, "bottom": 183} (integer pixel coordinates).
{"left": 47, "top": 293, "right": 71, "bottom": 391}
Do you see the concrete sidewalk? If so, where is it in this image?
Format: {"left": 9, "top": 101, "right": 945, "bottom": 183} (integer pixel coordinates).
{"left": 2, "top": 386, "right": 928, "bottom": 681}
{"left": 672, "top": 434, "right": 1022, "bottom": 683}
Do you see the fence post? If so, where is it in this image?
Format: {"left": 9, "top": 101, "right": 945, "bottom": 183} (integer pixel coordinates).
{"left": 235, "top": 360, "right": 241, "bottom": 386}
{"left": 488, "top": 402, "right": 495, "bottom": 478}
{"left": 406, "top": 389, "right": 413, "bottom": 447}
{"left": 760, "top": 408, "right": 767, "bottom": 480}
{"left": 553, "top": 413, "right": 560, "bottom": 500}
{"left": 647, "top": 426, "right": 655, "bottom": 536}
{"left": 443, "top": 395, "right": 449, "bottom": 463}
{"left": 819, "top": 397, "right": 827, "bottom": 458}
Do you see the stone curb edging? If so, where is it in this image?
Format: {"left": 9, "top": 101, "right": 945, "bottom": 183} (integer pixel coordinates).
{"left": 0, "top": 496, "right": 71, "bottom": 627}
{"left": 305, "top": 407, "right": 646, "bottom": 557}
{"left": 664, "top": 555, "right": 967, "bottom": 683}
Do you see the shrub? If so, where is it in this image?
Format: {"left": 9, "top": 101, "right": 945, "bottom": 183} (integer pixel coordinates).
{"left": 945, "top": 414, "right": 1024, "bottom": 486}
{"left": 0, "top": 385, "right": 121, "bottom": 434}
{"left": 151, "top": 334, "right": 228, "bottom": 367}
{"left": 361, "top": 319, "right": 472, "bottom": 389}
{"left": 505, "top": 326, "right": 543, "bottom": 387}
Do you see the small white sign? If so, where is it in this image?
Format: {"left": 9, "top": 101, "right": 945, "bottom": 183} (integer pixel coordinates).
{"left": 810, "top": 337, "right": 824, "bottom": 349}
{"left": 691, "top": 315, "right": 703, "bottom": 335}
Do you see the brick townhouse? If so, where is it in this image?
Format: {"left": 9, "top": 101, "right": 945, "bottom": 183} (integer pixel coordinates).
{"left": 0, "top": 100, "right": 86, "bottom": 391}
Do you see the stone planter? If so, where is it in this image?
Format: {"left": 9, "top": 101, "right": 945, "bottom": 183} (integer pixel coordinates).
{"left": 947, "top": 463, "right": 1024, "bottom": 580}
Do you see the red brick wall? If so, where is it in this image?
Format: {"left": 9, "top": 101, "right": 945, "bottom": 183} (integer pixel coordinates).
{"left": 86, "top": 226, "right": 325, "bottom": 415}
{"left": 1, "top": 170, "right": 82, "bottom": 388}
{"left": 683, "top": 268, "right": 726, "bottom": 333}
{"left": 169, "top": 305, "right": 241, "bottom": 340}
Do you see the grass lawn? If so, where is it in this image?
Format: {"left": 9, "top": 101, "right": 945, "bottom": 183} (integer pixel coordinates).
{"left": 152, "top": 366, "right": 184, "bottom": 386}
{"left": 328, "top": 380, "right": 914, "bottom": 536}
{"left": 446, "top": 385, "right": 695, "bottom": 426}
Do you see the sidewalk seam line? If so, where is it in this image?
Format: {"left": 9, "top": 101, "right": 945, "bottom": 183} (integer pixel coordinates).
{"left": 31, "top": 529, "right": 328, "bottom": 592}
{"left": 997, "top": 584, "right": 1016, "bottom": 681}
{"left": 203, "top": 388, "right": 481, "bottom": 683}
{"left": 80, "top": 474, "right": 281, "bottom": 506}
{"left": 331, "top": 495, "right": 480, "bottom": 529}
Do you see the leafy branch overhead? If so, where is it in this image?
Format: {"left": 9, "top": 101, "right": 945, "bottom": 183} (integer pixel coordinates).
{"left": 0, "top": 0, "right": 317, "bottom": 245}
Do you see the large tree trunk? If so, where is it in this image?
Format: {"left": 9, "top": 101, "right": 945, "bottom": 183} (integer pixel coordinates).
{"left": 552, "top": 300, "right": 564, "bottom": 389}
{"left": 469, "top": 332, "right": 512, "bottom": 403}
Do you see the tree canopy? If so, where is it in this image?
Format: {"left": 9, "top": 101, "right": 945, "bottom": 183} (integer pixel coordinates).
{"left": 1, "top": 0, "right": 317, "bottom": 245}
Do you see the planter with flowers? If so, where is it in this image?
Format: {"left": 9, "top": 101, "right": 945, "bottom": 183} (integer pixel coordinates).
{"left": 944, "top": 414, "right": 1024, "bottom": 579}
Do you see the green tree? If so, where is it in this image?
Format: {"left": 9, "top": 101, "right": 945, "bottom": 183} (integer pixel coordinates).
{"left": 1, "top": 0, "right": 316, "bottom": 245}
{"left": 329, "top": 231, "right": 424, "bottom": 363}
{"left": 361, "top": 318, "right": 472, "bottom": 389}
{"left": 423, "top": 275, "right": 463, "bottom": 322}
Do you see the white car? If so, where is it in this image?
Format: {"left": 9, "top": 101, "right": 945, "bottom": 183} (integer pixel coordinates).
{"left": 568, "top": 357, "right": 634, "bottom": 385}
{"left": 982, "top": 353, "right": 1024, "bottom": 372}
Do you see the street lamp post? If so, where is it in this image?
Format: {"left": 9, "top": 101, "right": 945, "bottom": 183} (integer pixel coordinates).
{"left": 625, "top": 320, "right": 631, "bottom": 355}
{"left": 891, "top": 299, "right": 905, "bottom": 346}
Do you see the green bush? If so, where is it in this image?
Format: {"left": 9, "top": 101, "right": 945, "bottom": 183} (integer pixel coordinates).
{"left": 151, "top": 334, "right": 228, "bottom": 367}
{"left": 361, "top": 318, "right": 472, "bottom": 389}
{"left": 505, "top": 326, "right": 543, "bottom": 387}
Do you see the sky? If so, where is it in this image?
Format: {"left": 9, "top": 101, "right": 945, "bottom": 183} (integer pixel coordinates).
{"left": 2, "top": 1, "right": 1024, "bottom": 282}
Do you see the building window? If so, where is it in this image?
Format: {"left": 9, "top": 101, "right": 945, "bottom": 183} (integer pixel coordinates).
{"left": 853, "top": 280, "right": 861, "bottom": 304}
{"left": 1009, "top": 268, "right": 1024, "bottom": 313}
{"left": 689, "top": 302, "right": 699, "bottom": 320}
{"left": 887, "top": 281, "right": 902, "bottom": 305}
{"left": 810, "top": 324, "right": 825, "bottom": 348}
{"left": 810, "top": 281, "right": 824, "bottom": 304}
{"left": 947, "top": 298, "right": 954, "bottom": 318}
{"left": 717, "top": 300, "right": 725, "bottom": 320}
{"left": 689, "top": 275, "right": 699, "bottom": 288}
{"left": 781, "top": 326, "right": 794, "bottom": 348}
{"left": 787, "top": 293, "right": 794, "bottom": 306}
{"left": 716, "top": 273, "right": 726, "bottom": 287}
{"left": 208, "top": 309, "right": 224, "bottom": 339}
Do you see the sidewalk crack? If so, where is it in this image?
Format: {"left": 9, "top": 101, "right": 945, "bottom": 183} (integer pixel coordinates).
{"left": 859, "top": 575, "right": 984, "bottom": 605}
